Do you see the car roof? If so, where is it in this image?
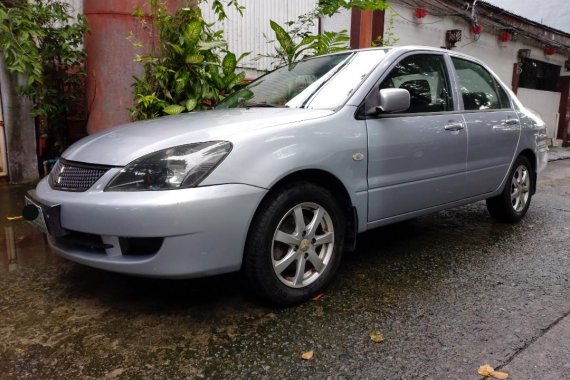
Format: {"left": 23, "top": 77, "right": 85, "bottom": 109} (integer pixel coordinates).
{"left": 316, "top": 45, "right": 496, "bottom": 74}
{"left": 319, "top": 45, "right": 481, "bottom": 62}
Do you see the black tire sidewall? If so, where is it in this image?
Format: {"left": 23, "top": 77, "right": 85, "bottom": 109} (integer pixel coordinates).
{"left": 487, "top": 155, "right": 533, "bottom": 223}
{"left": 244, "top": 182, "right": 346, "bottom": 306}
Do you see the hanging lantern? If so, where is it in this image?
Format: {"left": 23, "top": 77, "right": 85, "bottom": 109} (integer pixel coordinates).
{"left": 470, "top": 24, "right": 483, "bottom": 35}
{"left": 415, "top": 7, "right": 428, "bottom": 19}
{"left": 498, "top": 31, "right": 512, "bottom": 43}
{"left": 544, "top": 46, "right": 556, "bottom": 56}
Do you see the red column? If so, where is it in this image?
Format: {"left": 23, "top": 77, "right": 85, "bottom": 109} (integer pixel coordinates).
{"left": 83, "top": 0, "right": 182, "bottom": 134}
{"left": 350, "top": 9, "right": 385, "bottom": 49}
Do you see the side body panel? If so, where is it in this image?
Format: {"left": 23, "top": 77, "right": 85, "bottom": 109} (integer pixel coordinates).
{"left": 366, "top": 114, "right": 467, "bottom": 221}
{"left": 462, "top": 110, "right": 520, "bottom": 196}
{"left": 202, "top": 106, "right": 370, "bottom": 232}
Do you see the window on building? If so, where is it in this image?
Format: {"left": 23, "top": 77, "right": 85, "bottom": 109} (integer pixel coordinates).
{"left": 519, "top": 58, "right": 560, "bottom": 92}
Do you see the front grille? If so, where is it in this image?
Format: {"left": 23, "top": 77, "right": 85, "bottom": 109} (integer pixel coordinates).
{"left": 49, "top": 159, "right": 112, "bottom": 192}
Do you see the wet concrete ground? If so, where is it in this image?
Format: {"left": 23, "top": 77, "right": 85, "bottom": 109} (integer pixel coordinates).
{"left": 1, "top": 161, "right": 569, "bottom": 379}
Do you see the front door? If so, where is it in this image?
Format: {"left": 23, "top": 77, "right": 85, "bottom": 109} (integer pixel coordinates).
{"left": 366, "top": 53, "right": 468, "bottom": 222}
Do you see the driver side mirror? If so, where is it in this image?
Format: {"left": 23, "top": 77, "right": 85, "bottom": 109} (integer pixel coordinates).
{"left": 376, "top": 88, "right": 410, "bottom": 114}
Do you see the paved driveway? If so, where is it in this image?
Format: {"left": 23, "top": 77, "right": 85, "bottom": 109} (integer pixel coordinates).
{"left": 1, "top": 160, "right": 569, "bottom": 379}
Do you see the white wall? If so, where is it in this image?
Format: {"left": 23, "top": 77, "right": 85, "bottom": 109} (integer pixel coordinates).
{"left": 386, "top": 1, "right": 566, "bottom": 139}
{"left": 516, "top": 88, "right": 561, "bottom": 139}
{"left": 388, "top": 1, "right": 567, "bottom": 83}
{"left": 320, "top": 8, "right": 351, "bottom": 34}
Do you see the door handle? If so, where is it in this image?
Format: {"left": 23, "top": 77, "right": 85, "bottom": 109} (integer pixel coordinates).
{"left": 444, "top": 123, "right": 464, "bottom": 131}
{"left": 505, "top": 119, "right": 519, "bottom": 125}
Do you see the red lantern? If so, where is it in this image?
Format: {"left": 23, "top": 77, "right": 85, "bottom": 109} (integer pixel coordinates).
{"left": 498, "top": 31, "right": 512, "bottom": 42}
{"left": 470, "top": 24, "right": 483, "bottom": 34}
{"left": 544, "top": 46, "right": 556, "bottom": 56}
{"left": 415, "top": 7, "right": 428, "bottom": 18}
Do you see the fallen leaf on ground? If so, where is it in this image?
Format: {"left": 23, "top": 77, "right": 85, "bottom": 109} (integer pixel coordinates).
{"left": 369, "top": 330, "right": 385, "bottom": 343}
{"left": 106, "top": 368, "right": 125, "bottom": 378}
{"left": 311, "top": 293, "right": 325, "bottom": 301}
{"left": 301, "top": 350, "right": 314, "bottom": 360}
{"left": 478, "top": 364, "right": 508, "bottom": 379}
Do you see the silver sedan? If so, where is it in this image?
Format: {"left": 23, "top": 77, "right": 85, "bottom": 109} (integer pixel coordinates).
{"left": 24, "top": 46, "right": 548, "bottom": 305}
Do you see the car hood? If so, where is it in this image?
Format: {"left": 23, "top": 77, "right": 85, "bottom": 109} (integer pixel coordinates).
{"left": 63, "top": 108, "right": 334, "bottom": 166}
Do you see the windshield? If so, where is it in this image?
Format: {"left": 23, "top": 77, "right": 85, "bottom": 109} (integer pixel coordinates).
{"left": 216, "top": 49, "right": 388, "bottom": 110}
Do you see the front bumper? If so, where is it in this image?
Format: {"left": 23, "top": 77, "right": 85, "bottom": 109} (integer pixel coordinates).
{"left": 33, "top": 176, "right": 267, "bottom": 278}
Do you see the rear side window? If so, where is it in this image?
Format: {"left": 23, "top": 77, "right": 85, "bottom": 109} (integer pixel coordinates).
{"left": 379, "top": 54, "right": 453, "bottom": 113}
{"left": 452, "top": 57, "right": 509, "bottom": 110}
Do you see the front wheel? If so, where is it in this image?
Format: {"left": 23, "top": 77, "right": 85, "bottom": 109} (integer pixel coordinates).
{"left": 486, "top": 155, "right": 533, "bottom": 223}
{"left": 243, "top": 182, "right": 346, "bottom": 306}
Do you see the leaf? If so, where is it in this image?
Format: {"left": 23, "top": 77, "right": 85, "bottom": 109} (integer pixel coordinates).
{"left": 225, "top": 71, "right": 245, "bottom": 90}
{"left": 369, "top": 330, "right": 384, "bottom": 343}
{"left": 197, "top": 40, "right": 227, "bottom": 51}
{"left": 301, "top": 350, "right": 314, "bottom": 360}
{"left": 236, "top": 51, "right": 251, "bottom": 64}
{"left": 106, "top": 368, "right": 125, "bottom": 378}
{"left": 185, "top": 98, "right": 197, "bottom": 111}
{"left": 163, "top": 104, "right": 185, "bottom": 115}
{"left": 183, "top": 19, "right": 202, "bottom": 47}
{"left": 478, "top": 364, "right": 508, "bottom": 379}
{"left": 311, "top": 293, "right": 325, "bottom": 301}
{"left": 185, "top": 53, "right": 205, "bottom": 64}
{"left": 168, "top": 42, "right": 184, "bottom": 55}
{"left": 222, "top": 52, "right": 236, "bottom": 75}
{"left": 270, "top": 20, "right": 294, "bottom": 59}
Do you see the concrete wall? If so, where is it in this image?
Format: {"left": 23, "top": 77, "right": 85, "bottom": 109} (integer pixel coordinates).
{"left": 387, "top": 1, "right": 567, "bottom": 139}
{"left": 517, "top": 88, "right": 561, "bottom": 139}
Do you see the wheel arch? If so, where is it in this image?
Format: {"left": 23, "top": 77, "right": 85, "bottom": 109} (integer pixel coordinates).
{"left": 518, "top": 149, "right": 537, "bottom": 194}
{"left": 251, "top": 169, "right": 358, "bottom": 252}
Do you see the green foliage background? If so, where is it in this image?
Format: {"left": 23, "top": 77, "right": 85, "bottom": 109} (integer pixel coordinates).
{"left": 130, "top": 0, "right": 248, "bottom": 120}
{"left": 0, "top": 0, "right": 87, "bottom": 153}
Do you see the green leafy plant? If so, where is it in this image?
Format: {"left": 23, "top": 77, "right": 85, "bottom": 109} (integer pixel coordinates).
{"left": 265, "top": 0, "right": 388, "bottom": 67}
{"left": 130, "top": 0, "right": 248, "bottom": 120}
{"left": 0, "top": 0, "right": 87, "bottom": 155}
{"left": 374, "top": 7, "right": 399, "bottom": 46}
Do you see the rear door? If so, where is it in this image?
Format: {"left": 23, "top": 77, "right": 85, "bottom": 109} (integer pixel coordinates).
{"left": 365, "top": 53, "right": 468, "bottom": 222}
{"left": 450, "top": 57, "right": 520, "bottom": 196}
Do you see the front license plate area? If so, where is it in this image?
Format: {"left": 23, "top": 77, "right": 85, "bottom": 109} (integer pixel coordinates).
{"left": 24, "top": 197, "right": 49, "bottom": 234}
{"left": 24, "top": 191, "right": 67, "bottom": 237}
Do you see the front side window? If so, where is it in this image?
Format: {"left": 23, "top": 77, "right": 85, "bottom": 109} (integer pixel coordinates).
{"left": 216, "top": 49, "right": 388, "bottom": 110}
{"left": 379, "top": 54, "right": 453, "bottom": 113}
{"left": 452, "top": 57, "right": 508, "bottom": 110}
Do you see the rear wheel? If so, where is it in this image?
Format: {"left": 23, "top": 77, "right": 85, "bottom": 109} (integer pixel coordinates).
{"left": 486, "top": 155, "right": 533, "bottom": 223}
{"left": 244, "top": 182, "right": 346, "bottom": 306}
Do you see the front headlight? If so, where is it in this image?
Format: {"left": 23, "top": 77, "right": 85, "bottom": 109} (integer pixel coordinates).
{"left": 105, "top": 141, "right": 232, "bottom": 191}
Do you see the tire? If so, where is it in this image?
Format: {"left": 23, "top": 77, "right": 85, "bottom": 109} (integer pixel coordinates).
{"left": 486, "top": 155, "right": 533, "bottom": 223}
{"left": 243, "top": 182, "right": 346, "bottom": 306}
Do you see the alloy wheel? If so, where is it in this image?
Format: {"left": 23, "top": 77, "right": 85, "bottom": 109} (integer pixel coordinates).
{"left": 271, "top": 202, "right": 335, "bottom": 288}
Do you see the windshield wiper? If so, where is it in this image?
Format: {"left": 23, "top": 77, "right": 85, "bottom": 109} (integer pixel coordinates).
{"left": 243, "top": 102, "right": 283, "bottom": 108}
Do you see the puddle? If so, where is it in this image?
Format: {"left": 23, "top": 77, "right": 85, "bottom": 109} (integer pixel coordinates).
{"left": 0, "top": 223, "right": 60, "bottom": 273}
